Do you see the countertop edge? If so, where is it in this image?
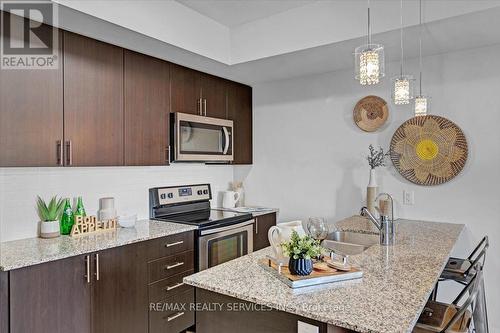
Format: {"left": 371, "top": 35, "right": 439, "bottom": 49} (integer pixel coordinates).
{"left": 0, "top": 220, "right": 198, "bottom": 271}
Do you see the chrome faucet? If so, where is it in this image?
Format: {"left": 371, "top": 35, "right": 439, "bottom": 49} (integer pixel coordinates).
{"left": 360, "top": 193, "right": 395, "bottom": 246}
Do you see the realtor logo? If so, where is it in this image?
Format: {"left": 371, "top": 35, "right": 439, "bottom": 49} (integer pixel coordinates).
{"left": 1, "top": 0, "right": 59, "bottom": 69}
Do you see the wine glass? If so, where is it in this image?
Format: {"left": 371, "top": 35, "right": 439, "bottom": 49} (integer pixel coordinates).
{"left": 307, "top": 217, "right": 328, "bottom": 242}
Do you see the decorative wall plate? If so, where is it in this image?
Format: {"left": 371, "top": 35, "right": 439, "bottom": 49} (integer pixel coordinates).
{"left": 353, "top": 96, "right": 389, "bottom": 132}
{"left": 390, "top": 115, "right": 468, "bottom": 186}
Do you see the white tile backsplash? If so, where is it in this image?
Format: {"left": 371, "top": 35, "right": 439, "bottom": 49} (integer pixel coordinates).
{"left": 0, "top": 164, "right": 233, "bottom": 241}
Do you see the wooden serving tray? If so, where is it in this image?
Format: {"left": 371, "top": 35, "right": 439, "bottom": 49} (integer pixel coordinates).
{"left": 259, "top": 258, "right": 363, "bottom": 288}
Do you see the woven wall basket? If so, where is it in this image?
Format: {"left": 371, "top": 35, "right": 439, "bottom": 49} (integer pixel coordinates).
{"left": 353, "top": 95, "right": 389, "bottom": 132}
{"left": 390, "top": 115, "right": 468, "bottom": 186}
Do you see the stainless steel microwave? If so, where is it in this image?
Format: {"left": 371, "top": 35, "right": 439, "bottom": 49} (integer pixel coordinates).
{"left": 172, "top": 112, "right": 233, "bottom": 162}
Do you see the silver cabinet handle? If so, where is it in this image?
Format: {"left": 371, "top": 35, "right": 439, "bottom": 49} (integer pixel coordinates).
{"left": 165, "top": 282, "right": 184, "bottom": 291}
{"left": 56, "top": 140, "right": 63, "bottom": 166}
{"left": 197, "top": 98, "right": 202, "bottom": 115}
{"left": 165, "top": 240, "right": 183, "bottom": 248}
{"left": 255, "top": 219, "right": 258, "bottom": 234}
{"left": 95, "top": 253, "right": 100, "bottom": 281}
{"left": 85, "top": 255, "right": 90, "bottom": 284}
{"left": 203, "top": 99, "right": 207, "bottom": 116}
{"left": 65, "top": 140, "right": 72, "bottom": 166}
{"left": 167, "top": 312, "right": 185, "bottom": 322}
{"left": 165, "top": 262, "right": 184, "bottom": 270}
{"left": 165, "top": 146, "right": 171, "bottom": 164}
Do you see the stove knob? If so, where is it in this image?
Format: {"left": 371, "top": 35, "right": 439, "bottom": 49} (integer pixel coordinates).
{"left": 197, "top": 190, "right": 203, "bottom": 195}
{"left": 160, "top": 193, "right": 166, "bottom": 199}
{"left": 167, "top": 193, "right": 174, "bottom": 199}
{"left": 203, "top": 190, "right": 208, "bottom": 195}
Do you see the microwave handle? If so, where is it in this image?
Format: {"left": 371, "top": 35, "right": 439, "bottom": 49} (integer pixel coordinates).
{"left": 222, "top": 127, "right": 230, "bottom": 155}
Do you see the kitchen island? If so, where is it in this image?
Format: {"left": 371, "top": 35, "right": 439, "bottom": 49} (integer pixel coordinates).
{"left": 184, "top": 217, "right": 464, "bottom": 333}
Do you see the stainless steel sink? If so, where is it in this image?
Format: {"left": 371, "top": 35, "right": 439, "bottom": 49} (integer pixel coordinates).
{"left": 322, "top": 231, "right": 379, "bottom": 255}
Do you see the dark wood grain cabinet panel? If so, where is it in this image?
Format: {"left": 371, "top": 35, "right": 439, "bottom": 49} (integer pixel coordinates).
{"left": 0, "top": 272, "right": 8, "bottom": 333}
{"left": 227, "top": 82, "right": 253, "bottom": 164}
{"left": 200, "top": 74, "right": 227, "bottom": 119}
{"left": 196, "top": 289, "right": 327, "bottom": 333}
{"left": 124, "top": 50, "right": 170, "bottom": 166}
{"left": 63, "top": 32, "right": 124, "bottom": 166}
{"left": 254, "top": 213, "right": 277, "bottom": 251}
{"left": 170, "top": 64, "right": 202, "bottom": 115}
{"left": 92, "top": 243, "right": 149, "bottom": 333}
{"left": 9, "top": 255, "right": 92, "bottom": 333}
{"left": 0, "top": 17, "right": 63, "bottom": 167}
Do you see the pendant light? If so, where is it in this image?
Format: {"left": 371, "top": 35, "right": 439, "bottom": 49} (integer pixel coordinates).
{"left": 415, "top": 0, "right": 430, "bottom": 116}
{"left": 355, "top": 0, "right": 385, "bottom": 85}
{"left": 391, "top": 0, "right": 414, "bottom": 105}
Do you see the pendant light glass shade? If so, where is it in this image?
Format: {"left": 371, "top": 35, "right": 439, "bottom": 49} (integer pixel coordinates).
{"left": 355, "top": 44, "right": 385, "bottom": 85}
{"left": 355, "top": 2, "right": 384, "bottom": 85}
{"left": 391, "top": 75, "right": 414, "bottom": 105}
{"left": 414, "top": 95, "right": 430, "bottom": 116}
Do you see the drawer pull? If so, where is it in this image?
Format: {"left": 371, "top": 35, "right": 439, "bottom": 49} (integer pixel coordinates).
{"left": 165, "top": 262, "right": 184, "bottom": 270}
{"left": 165, "top": 282, "right": 184, "bottom": 291}
{"left": 166, "top": 311, "right": 185, "bottom": 322}
{"left": 165, "top": 240, "right": 184, "bottom": 248}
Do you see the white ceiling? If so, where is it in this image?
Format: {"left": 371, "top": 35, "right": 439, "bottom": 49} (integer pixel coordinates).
{"left": 175, "top": 0, "right": 314, "bottom": 27}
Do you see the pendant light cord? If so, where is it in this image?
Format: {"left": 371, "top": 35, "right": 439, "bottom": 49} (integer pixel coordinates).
{"left": 399, "top": 0, "right": 404, "bottom": 76}
{"left": 419, "top": 0, "right": 423, "bottom": 95}
{"left": 367, "top": 0, "right": 371, "bottom": 45}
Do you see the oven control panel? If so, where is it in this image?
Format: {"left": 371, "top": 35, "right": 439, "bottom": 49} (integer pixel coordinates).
{"left": 156, "top": 184, "right": 211, "bottom": 205}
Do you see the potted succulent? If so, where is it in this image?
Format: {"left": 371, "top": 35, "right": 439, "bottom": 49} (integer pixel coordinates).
{"left": 281, "top": 230, "right": 322, "bottom": 276}
{"left": 36, "top": 196, "right": 65, "bottom": 239}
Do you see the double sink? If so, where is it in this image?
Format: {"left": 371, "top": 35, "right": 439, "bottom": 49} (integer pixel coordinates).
{"left": 322, "top": 231, "right": 379, "bottom": 255}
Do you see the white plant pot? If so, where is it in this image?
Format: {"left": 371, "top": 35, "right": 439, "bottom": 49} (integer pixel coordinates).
{"left": 40, "top": 220, "right": 60, "bottom": 239}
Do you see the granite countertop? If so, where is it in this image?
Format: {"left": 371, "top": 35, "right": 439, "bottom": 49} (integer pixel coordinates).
{"left": 0, "top": 219, "right": 197, "bottom": 271}
{"left": 184, "top": 216, "right": 464, "bottom": 333}
{"left": 213, "top": 206, "right": 279, "bottom": 218}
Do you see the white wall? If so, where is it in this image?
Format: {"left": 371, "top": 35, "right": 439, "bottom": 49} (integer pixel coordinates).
{"left": 0, "top": 165, "right": 233, "bottom": 241}
{"left": 236, "top": 44, "right": 500, "bottom": 330}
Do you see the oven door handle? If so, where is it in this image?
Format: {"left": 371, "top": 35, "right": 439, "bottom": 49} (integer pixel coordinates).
{"left": 222, "top": 126, "right": 230, "bottom": 155}
{"left": 199, "top": 219, "right": 255, "bottom": 236}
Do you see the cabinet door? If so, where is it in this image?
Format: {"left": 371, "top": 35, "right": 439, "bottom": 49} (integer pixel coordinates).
{"left": 124, "top": 51, "right": 170, "bottom": 166}
{"left": 9, "top": 255, "right": 92, "bottom": 333}
{"left": 254, "top": 213, "right": 277, "bottom": 251}
{"left": 170, "top": 64, "right": 202, "bottom": 115}
{"left": 92, "top": 243, "right": 149, "bottom": 333}
{"left": 201, "top": 74, "right": 227, "bottom": 119}
{"left": 63, "top": 32, "right": 124, "bottom": 166}
{"left": 0, "top": 16, "right": 63, "bottom": 167}
{"left": 227, "top": 82, "right": 252, "bottom": 164}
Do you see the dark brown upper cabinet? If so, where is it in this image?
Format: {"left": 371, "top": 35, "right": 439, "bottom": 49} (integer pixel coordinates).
{"left": 9, "top": 255, "right": 92, "bottom": 333}
{"left": 200, "top": 73, "right": 227, "bottom": 119}
{"left": 170, "top": 64, "right": 202, "bottom": 115}
{"left": 170, "top": 64, "right": 227, "bottom": 119}
{"left": 63, "top": 32, "right": 124, "bottom": 166}
{"left": 124, "top": 51, "right": 170, "bottom": 166}
{"left": 0, "top": 21, "right": 63, "bottom": 167}
{"left": 227, "top": 82, "right": 253, "bottom": 164}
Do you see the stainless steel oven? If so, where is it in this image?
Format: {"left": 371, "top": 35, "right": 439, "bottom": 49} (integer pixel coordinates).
{"left": 172, "top": 112, "right": 233, "bottom": 162}
{"left": 198, "top": 219, "right": 254, "bottom": 271}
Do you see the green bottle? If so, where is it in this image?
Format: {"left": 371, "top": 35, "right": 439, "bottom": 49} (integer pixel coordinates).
{"left": 75, "top": 196, "right": 86, "bottom": 217}
{"left": 60, "top": 198, "right": 74, "bottom": 235}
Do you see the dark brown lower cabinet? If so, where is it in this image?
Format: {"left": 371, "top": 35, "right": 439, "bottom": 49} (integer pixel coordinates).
{"left": 196, "top": 288, "right": 328, "bottom": 333}
{"left": 254, "top": 213, "right": 277, "bottom": 251}
{"left": 92, "top": 243, "right": 149, "bottom": 333}
{"left": 5, "top": 231, "right": 195, "bottom": 333}
{"left": 9, "top": 255, "right": 92, "bottom": 333}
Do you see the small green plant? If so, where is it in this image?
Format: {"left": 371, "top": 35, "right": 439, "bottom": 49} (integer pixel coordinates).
{"left": 367, "top": 144, "right": 389, "bottom": 169}
{"left": 281, "top": 230, "right": 323, "bottom": 260}
{"left": 36, "top": 196, "right": 65, "bottom": 222}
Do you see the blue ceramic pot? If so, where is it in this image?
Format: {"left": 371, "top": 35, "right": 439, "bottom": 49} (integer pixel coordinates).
{"left": 288, "top": 258, "right": 313, "bottom": 276}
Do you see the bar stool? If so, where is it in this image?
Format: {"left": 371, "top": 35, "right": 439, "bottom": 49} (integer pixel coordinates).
{"left": 413, "top": 268, "right": 482, "bottom": 333}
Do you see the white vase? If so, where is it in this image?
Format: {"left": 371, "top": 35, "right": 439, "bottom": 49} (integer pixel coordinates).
{"left": 367, "top": 169, "right": 378, "bottom": 215}
{"left": 40, "top": 220, "right": 60, "bottom": 239}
